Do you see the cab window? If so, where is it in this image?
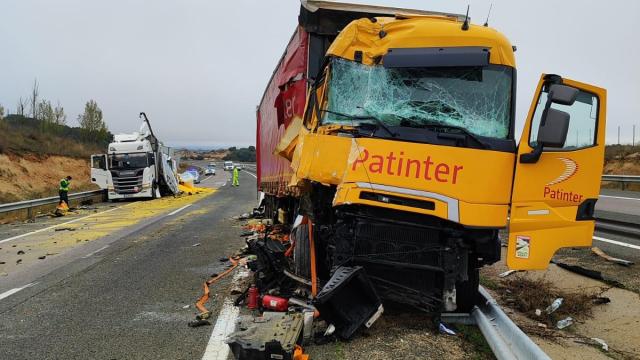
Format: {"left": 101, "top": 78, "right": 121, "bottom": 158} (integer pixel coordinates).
{"left": 529, "top": 87, "right": 599, "bottom": 150}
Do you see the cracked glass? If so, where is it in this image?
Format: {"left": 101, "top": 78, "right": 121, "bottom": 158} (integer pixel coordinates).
{"left": 322, "top": 57, "right": 513, "bottom": 139}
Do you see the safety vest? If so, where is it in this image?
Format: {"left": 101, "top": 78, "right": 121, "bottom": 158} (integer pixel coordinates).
{"left": 60, "top": 179, "right": 70, "bottom": 192}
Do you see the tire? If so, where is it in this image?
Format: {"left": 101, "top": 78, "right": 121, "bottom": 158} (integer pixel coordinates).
{"left": 455, "top": 257, "right": 480, "bottom": 313}
{"left": 151, "top": 181, "right": 158, "bottom": 199}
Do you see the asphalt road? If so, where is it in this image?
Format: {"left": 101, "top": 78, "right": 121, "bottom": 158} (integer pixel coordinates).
{"left": 597, "top": 188, "right": 640, "bottom": 217}
{"left": 0, "top": 170, "right": 256, "bottom": 360}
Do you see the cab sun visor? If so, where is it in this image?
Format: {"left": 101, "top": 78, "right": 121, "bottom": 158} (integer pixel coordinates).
{"left": 383, "top": 47, "right": 490, "bottom": 68}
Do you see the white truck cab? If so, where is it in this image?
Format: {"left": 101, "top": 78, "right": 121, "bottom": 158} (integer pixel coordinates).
{"left": 91, "top": 114, "right": 179, "bottom": 201}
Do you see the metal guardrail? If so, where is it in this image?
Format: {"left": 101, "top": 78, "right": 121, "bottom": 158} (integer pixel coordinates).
{"left": 0, "top": 190, "right": 105, "bottom": 214}
{"left": 602, "top": 174, "right": 640, "bottom": 190}
{"left": 442, "top": 286, "right": 550, "bottom": 360}
{"left": 602, "top": 174, "right": 640, "bottom": 183}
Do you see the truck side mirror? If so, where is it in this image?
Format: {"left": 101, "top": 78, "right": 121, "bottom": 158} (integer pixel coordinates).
{"left": 548, "top": 84, "right": 579, "bottom": 105}
{"left": 537, "top": 108, "right": 570, "bottom": 147}
{"left": 520, "top": 84, "right": 577, "bottom": 164}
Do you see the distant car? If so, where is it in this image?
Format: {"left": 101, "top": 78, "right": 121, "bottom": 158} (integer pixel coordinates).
{"left": 186, "top": 168, "right": 201, "bottom": 184}
{"left": 205, "top": 165, "right": 216, "bottom": 176}
{"left": 224, "top": 161, "right": 234, "bottom": 171}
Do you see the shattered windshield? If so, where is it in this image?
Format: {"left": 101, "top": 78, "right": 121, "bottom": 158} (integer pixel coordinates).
{"left": 322, "top": 57, "right": 513, "bottom": 139}
{"left": 110, "top": 153, "right": 148, "bottom": 169}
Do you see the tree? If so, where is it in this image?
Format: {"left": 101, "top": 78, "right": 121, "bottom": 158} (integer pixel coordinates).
{"left": 248, "top": 145, "right": 256, "bottom": 152}
{"left": 0, "top": 104, "right": 4, "bottom": 121}
{"left": 29, "top": 79, "right": 39, "bottom": 119}
{"left": 37, "top": 100, "right": 55, "bottom": 124}
{"left": 16, "top": 97, "right": 26, "bottom": 116}
{"left": 53, "top": 101, "right": 66, "bottom": 125}
{"left": 78, "top": 99, "right": 108, "bottom": 141}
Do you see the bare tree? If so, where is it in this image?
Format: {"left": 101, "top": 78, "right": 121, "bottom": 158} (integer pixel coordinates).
{"left": 29, "top": 79, "right": 39, "bottom": 119}
{"left": 16, "top": 97, "right": 26, "bottom": 116}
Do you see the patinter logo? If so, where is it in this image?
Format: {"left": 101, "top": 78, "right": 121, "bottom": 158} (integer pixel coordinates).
{"left": 546, "top": 157, "right": 578, "bottom": 186}
{"left": 543, "top": 157, "right": 583, "bottom": 203}
{"left": 351, "top": 149, "right": 464, "bottom": 184}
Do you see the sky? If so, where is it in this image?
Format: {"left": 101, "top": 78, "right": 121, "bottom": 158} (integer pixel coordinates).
{"left": 1, "top": 0, "right": 639, "bottom": 147}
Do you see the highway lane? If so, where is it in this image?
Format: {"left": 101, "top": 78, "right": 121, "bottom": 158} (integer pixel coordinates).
{"left": 597, "top": 189, "right": 640, "bottom": 217}
{"left": 0, "top": 170, "right": 253, "bottom": 360}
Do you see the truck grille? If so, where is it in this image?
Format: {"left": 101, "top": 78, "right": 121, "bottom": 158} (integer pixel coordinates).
{"left": 334, "top": 207, "right": 446, "bottom": 311}
{"left": 111, "top": 170, "right": 143, "bottom": 194}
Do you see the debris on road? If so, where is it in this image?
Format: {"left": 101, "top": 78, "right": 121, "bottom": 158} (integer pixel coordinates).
{"left": 38, "top": 256, "right": 46, "bottom": 260}
{"left": 556, "top": 317, "right": 574, "bottom": 329}
{"left": 225, "top": 312, "right": 304, "bottom": 360}
{"left": 54, "top": 227, "right": 76, "bottom": 232}
{"left": 191, "top": 243, "right": 201, "bottom": 247}
{"left": 552, "top": 260, "right": 625, "bottom": 288}
{"left": 545, "top": 298, "right": 563, "bottom": 314}
{"left": 313, "top": 266, "right": 383, "bottom": 339}
{"left": 17, "top": 250, "right": 25, "bottom": 255}
{"left": 498, "top": 269, "right": 518, "bottom": 278}
{"left": 187, "top": 318, "right": 211, "bottom": 328}
{"left": 439, "top": 323, "right": 457, "bottom": 336}
{"left": 591, "top": 246, "right": 634, "bottom": 267}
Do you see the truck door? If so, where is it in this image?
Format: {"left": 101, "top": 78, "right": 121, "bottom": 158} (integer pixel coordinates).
{"left": 91, "top": 154, "right": 109, "bottom": 189}
{"left": 508, "top": 75, "right": 606, "bottom": 270}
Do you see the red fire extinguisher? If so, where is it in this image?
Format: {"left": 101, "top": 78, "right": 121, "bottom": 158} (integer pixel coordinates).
{"left": 262, "top": 295, "right": 289, "bottom": 311}
{"left": 247, "top": 285, "right": 258, "bottom": 310}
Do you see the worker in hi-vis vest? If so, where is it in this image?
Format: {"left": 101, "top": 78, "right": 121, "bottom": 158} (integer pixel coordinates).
{"left": 59, "top": 176, "right": 72, "bottom": 205}
{"left": 232, "top": 166, "right": 239, "bottom": 187}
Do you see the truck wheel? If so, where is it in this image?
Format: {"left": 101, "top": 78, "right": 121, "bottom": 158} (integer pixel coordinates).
{"left": 293, "top": 224, "right": 311, "bottom": 280}
{"left": 455, "top": 257, "right": 480, "bottom": 313}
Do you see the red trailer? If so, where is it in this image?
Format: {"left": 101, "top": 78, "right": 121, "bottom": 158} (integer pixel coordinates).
{"left": 256, "top": 26, "right": 308, "bottom": 198}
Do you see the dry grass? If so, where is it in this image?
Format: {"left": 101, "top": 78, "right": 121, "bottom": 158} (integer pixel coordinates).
{"left": 498, "top": 276, "right": 607, "bottom": 326}
{"left": 0, "top": 120, "right": 103, "bottom": 159}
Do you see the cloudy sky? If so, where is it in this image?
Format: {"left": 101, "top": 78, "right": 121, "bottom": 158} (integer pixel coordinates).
{"left": 1, "top": 0, "right": 638, "bottom": 147}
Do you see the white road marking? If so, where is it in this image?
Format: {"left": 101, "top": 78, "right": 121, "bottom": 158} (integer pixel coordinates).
{"left": 0, "top": 282, "right": 37, "bottom": 301}
{"left": 166, "top": 204, "right": 192, "bottom": 216}
{"left": 82, "top": 245, "right": 110, "bottom": 258}
{"left": 201, "top": 267, "right": 248, "bottom": 360}
{"left": 242, "top": 170, "right": 257, "bottom": 179}
{"left": 201, "top": 298, "right": 239, "bottom": 360}
{"left": 202, "top": 176, "right": 212, "bottom": 182}
{"left": 0, "top": 207, "right": 122, "bottom": 245}
{"left": 599, "top": 194, "right": 640, "bottom": 201}
{"left": 594, "top": 236, "right": 640, "bottom": 250}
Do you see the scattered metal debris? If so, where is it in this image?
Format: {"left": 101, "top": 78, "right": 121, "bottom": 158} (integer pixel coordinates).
{"left": 226, "top": 312, "right": 304, "bottom": 360}
{"left": 313, "top": 266, "right": 383, "bottom": 339}
{"left": 191, "top": 243, "right": 201, "bottom": 247}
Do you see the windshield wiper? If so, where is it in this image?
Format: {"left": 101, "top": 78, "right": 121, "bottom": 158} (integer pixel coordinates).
{"left": 321, "top": 109, "right": 397, "bottom": 138}
{"left": 399, "top": 118, "right": 488, "bottom": 149}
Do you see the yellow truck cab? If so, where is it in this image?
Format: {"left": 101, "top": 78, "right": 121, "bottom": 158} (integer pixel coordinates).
{"left": 262, "top": 1, "right": 606, "bottom": 313}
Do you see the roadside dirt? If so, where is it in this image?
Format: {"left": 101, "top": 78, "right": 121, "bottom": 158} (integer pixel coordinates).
{"left": 0, "top": 153, "right": 97, "bottom": 203}
{"left": 304, "top": 309, "right": 489, "bottom": 360}
{"left": 482, "top": 248, "right": 640, "bottom": 359}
